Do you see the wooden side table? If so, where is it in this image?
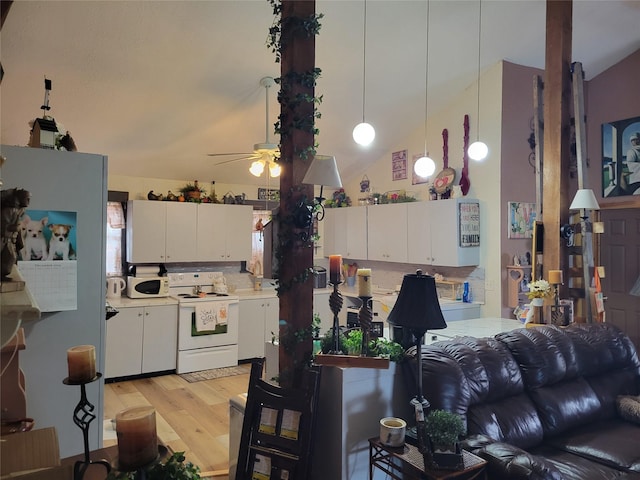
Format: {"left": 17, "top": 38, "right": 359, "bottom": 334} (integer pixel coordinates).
{"left": 369, "top": 437, "right": 487, "bottom": 480}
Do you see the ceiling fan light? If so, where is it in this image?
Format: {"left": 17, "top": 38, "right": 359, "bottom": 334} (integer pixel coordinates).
{"left": 250, "top": 160, "right": 265, "bottom": 177}
{"left": 269, "top": 161, "right": 281, "bottom": 177}
{"left": 468, "top": 141, "right": 488, "bottom": 161}
{"left": 414, "top": 155, "right": 436, "bottom": 177}
{"left": 353, "top": 122, "right": 375, "bottom": 146}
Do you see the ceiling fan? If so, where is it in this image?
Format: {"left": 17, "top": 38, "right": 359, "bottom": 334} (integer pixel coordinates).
{"left": 208, "top": 76, "right": 281, "bottom": 177}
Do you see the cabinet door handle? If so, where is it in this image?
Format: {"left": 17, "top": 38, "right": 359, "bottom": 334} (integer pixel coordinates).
{"left": 138, "top": 312, "right": 143, "bottom": 317}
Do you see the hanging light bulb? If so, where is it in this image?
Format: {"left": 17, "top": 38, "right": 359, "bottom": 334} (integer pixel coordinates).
{"left": 353, "top": 0, "right": 375, "bottom": 147}
{"left": 269, "top": 161, "right": 281, "bottom": 177}
{"left": 414, "top": 1, "right": 435, "bottom": 179}
{"left": 353, "top": 122, "right": 375, "bottom": 146}
{"left": 414, "top": 154, "right": 436, "bottom": 177}
{"left": 468, "top": 141, "right": 488, "bottom": 161}
{"left": 249, "top": 159, "right": 265, "bottom": 177}
{"left": 468, "top": 0, "right": 488, "bottom": 161}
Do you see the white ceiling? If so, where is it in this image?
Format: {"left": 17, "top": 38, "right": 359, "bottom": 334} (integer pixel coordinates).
{"left": 2, "top": 0, "right": 639, "bottom": 187}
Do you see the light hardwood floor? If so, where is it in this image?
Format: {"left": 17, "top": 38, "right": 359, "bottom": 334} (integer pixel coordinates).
{"left": 103, "top": 365, "right": 251, "bottom": 480}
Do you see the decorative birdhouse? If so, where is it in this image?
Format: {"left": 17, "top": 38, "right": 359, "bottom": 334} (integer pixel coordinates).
{"left": 29, "top": 117, "right": 58, "bottom": 149}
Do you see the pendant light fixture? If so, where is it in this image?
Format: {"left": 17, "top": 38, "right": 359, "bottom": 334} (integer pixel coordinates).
{"left": 467, "top": 0, "right": 488, "bottom": 161}
{"left": 353, "top": 0, "right": 375, "bottom": 146}
{"left": 414, "top": 0, "right": 436, "bottom": 178}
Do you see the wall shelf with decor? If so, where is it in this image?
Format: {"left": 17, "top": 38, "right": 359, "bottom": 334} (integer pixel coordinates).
{"left": 507, "top": 265, "right": 532, "bottom": 308}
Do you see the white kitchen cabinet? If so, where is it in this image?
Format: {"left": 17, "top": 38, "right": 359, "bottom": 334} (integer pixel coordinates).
{"left": 197, "top": 204, "right": 252, "bottom": 261}
{"left": 105, "top": 304, "right": 177, "bottom": 378}
{"left": 141, "top": 305, "right": 178, "bottom": 373}
{"left": 126, "top": 200, "right": 197, "bottom": 263}
{"left": 238, "top": 296, "right": 279, "bottom": 360}
{"left": 367, "top": 203, "right": 408, "bottom": 262}
{"left": 407, "top": 199, "right": 480, "bottom": 266}
{"left": 323, "top": 206, "right": 367, "bottom": 260}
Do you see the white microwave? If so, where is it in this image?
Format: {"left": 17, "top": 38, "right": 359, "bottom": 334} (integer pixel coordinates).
{"left": 126, "top": 276, "right": 170, "bottom": 298}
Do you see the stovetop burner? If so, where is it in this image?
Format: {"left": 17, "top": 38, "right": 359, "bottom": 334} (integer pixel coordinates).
{"left": 176, "top": 292, "right": 230, "bottom": 299}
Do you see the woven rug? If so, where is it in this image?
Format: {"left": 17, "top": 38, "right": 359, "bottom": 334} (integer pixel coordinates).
{"left": 179, "top": 364, "right": 250, "bottom": 383}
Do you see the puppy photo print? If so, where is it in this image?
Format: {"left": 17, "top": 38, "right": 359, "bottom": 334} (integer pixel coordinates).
{"left": 17, "top": 209, "right": 78, "bottom": 312}
{"left": 18, "top": 210, "right": 77, "bottom": 261}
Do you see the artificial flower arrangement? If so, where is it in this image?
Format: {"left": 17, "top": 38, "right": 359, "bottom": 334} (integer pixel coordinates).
{"left": 526, "top": 279, "right": 552, "bottom": 300}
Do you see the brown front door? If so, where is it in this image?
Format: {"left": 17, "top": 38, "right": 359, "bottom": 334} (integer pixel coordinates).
{"left": 599, "top": 208, "right": 640, "bottom": 348}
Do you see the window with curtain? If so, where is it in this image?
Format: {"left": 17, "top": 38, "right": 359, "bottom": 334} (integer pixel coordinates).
{"left": 249, "top": 210, "right": 272, "bottom": 276}
{"left": 106, "top": 201, "right": 125, "bottom": 277}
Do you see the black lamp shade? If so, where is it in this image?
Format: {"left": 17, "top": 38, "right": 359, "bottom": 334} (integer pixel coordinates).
{"left": 387, "top": 271, "right": 447, "bottom": 334}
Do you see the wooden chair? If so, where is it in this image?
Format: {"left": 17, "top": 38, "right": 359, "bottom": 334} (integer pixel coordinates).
{"left": 235, "top": 358, "right": 321, "bottom": 480}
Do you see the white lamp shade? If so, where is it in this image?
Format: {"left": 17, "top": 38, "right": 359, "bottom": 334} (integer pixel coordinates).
{"left": 302, "top": 155, "right": 342, "bottom": 188}
{"left": 468, "top": 141, "right": 488, "bottom": 161}
{"left": 570, "top": 188, "right": 600, "bottom": 211}
{"left": 268, "top": 161, "right": 281, "bottom": 177}
{"left": 249, "top": 160, "right": 265, "bottom": 177}
{"left": 414, "top": 155, "right": 436, "bottom": 177}
{"left": 353, "top": 122, "right": 375, "bottom": 146}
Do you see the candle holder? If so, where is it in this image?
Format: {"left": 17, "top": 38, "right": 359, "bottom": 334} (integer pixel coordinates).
{"left": 114, "top": 444, "right": 168, "bottom": 480}
{"left": 358, "top": 296, "right": 373, "bottom": 357}
{"left": 329, "top": 281, "right": 344, "bottom": 353}
{"left": 63, "top": 372, "right": 111, "bottom": 480}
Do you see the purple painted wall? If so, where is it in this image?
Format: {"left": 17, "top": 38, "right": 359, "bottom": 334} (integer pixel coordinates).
{"left": 498, "top": 49, "right": 639, "bottom": 318}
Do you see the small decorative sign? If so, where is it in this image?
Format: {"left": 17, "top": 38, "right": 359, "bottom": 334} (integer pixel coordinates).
{"left": 258, "top": 188, "right": 280, "bottom": 201}
{"left": 459, "top": 202, "right": 480, "bottom": 247}
{"left": 391, "top": 150, "right": 408, "bottom": 181}
{"left": 412, "top": 153, "right": 430, "bottom": 185}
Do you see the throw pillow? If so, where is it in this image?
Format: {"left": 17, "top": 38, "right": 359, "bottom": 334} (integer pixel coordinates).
{"left": 617, "top": 395, "right": 640, "bottom": 425}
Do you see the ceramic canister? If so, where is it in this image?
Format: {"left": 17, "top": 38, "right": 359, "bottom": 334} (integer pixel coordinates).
{"left": 379, "top": 417, "right": 406, "bottom": 447}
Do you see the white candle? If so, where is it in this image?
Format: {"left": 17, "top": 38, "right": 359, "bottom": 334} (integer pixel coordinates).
{"left": 116, "top": 406, "right": 158, "bottom": 470}
{"left": 357, "top": 268, "right": 372, "bottom": 297}
{"left": 67, "top": 345, "right": 96, "bottom": 382}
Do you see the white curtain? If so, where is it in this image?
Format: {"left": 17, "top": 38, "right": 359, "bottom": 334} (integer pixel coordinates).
{"left": 106, "top": 202, "right": 124, "bottom": 277}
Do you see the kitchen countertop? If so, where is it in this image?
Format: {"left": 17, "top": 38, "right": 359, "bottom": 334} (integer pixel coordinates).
{"left": 425, "top": 317, "right": 523, "bottom": 343}
{"left": 107, "top": 296, "right": 178, "bottom": 308}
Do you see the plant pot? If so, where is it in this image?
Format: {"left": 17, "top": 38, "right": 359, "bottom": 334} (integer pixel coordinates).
{"left": 428, "top": 441, "right": 464, "bottom": 471}
{"left": 187, "top": 191, "right": 201, "bottom": 200}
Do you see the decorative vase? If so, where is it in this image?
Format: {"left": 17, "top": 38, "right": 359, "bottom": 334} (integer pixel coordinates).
{"left": 530, "top": 297, "right": 544, "bottom": 307}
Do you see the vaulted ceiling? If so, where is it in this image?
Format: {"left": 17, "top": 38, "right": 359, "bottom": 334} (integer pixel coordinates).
{"left": 1, "top": 1, "right": 639, "bottom": 187}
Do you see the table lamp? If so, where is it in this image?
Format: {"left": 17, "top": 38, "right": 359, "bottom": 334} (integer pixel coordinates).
{"left": 387, "top": 270, "right": 447, "bottom": 453}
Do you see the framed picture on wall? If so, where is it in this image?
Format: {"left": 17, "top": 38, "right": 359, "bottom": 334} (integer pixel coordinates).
{"left": 602, "top": 115, "right": 640, "bottom": 197}
{"left": 412, "top": 153, "right": 430, "bottom": 185}
{"left": 508, "top": 202, "right": 536, "bottom": 239}
{"left": 392, "top": 150, "right": 407, "bottom": 181}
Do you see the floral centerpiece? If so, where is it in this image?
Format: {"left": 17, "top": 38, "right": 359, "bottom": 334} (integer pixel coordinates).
{"left": 526, "top": 279, "right": 552, "bottom": 300}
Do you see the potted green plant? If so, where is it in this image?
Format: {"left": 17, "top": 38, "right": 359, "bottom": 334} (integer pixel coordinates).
{"left": 424, "top": 409, "right": 467, "bottom": 470}
{"left": 106, "top": 451, "right": 202, "bottom": 479}
{"left": 179, "top": 181, "right": 206, "bottom": 202}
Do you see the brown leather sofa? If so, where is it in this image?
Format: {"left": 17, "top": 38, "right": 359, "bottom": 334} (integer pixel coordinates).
{"left": 411, "top": 323, "right": 640, "bottom": 479}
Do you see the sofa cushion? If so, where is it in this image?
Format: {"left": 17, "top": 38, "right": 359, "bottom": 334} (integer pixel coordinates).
{"left": 546, "top": 419, "right": 640, "bottom": 472}
{"left": 529, "top": 377, "right": 602, "bottom": 436}
{"left": 531, "top": 444, "right": 633, "bottom": 480}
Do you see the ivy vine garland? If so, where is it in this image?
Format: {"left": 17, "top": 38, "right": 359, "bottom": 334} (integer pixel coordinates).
{"left": 266, "top": 0, "right": 324, "bottom": 296}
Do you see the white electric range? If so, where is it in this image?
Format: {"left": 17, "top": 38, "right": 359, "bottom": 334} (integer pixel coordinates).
{"left": 168, "top": 271, "right": 239, "bottom": 374}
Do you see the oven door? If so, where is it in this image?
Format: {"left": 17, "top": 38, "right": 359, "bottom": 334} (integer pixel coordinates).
{"left": 178, "top": 301, "right": 239, "bottom": 350}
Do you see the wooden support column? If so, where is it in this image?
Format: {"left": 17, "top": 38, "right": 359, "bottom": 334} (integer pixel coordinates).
{"left": 542, "top": 0, "right": 572, "bottom": 280}
{"left": 278, "top": 0, "right": 316, "bottom": 387}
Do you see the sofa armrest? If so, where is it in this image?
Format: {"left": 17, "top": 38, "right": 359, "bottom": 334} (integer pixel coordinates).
{"left": 477, "top": 442, "right": 563, "bottom": 480}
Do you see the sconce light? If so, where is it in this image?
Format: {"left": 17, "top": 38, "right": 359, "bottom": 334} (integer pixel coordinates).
{"left": 353, "top": 0, "right": 375, "bottom": 146}
{"left": 413, "top": 0, "right": 436, "bottom": 179}
{"left": 294, "top": 155, "right": 343, "bottom": 241}
{"left": 570, "top": 188, "right": 600, "bottom": 215}
{"left": 467, "top": 0, "right": 488, "bottom": 161}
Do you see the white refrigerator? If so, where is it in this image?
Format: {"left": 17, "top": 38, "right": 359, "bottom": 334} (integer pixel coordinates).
{"left": 1, "top": 144, "right": 107, "bottom": 458}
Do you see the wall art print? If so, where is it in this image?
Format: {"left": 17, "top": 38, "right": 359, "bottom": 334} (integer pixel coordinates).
{"left": 392, "top": 149, "right": 407, "bottom": 181}
{"left": 508, "top": 202, "right": 536, "bottom": 239}
{"left": 602, "top": 115, "right": 640, "bottom": 198}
